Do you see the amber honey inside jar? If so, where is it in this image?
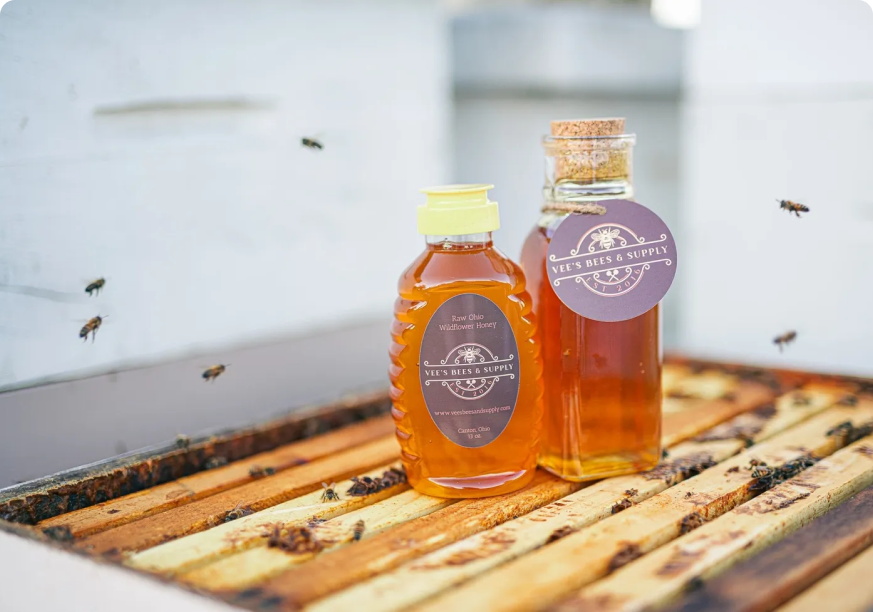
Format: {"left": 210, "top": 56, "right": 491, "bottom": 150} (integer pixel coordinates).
{"left": 520, "top": 119, "right": 662, "bottom": 481}
{"left": 390, "top": 185, "right": 544, "bottom": 498}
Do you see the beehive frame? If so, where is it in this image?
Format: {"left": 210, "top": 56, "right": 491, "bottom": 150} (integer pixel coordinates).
{"left": 2, "top": 357, "right": 873, "bottom": 612}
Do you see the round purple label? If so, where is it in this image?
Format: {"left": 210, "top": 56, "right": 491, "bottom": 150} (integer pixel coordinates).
{"left": 419, "top": 294, "right": 520, "bottom": 448}
{"left": 546, "top": 199, "right": 677, "bottom": 322}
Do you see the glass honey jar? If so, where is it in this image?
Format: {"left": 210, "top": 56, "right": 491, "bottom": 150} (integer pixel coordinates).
{"left": 520, "top": 118, "right": 674, "bottom": 482}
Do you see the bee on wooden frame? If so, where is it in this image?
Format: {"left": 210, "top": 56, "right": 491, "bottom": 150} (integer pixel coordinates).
{"left": 352, "top": 519, "right": 365, "bottom": 542}
{"left": 202, "top": 364, "right": 229, "bottom": 382}
{"left": 301, "top": 137, "right": 323, "bottom": 150}
{"left": 777, "top": 199, "right": 809, "bottom": 218}
{"left": 85, "top": 278, "right": 105, "bottom": 297}
{"left": 79, "top": 315, "right": 107, "bottom": 343}
{"left": 249, "top": 465, "right": 275, "bottom": 478}
{"left": 321, "top": 482, "right": 340, "bottom": 502}
{"left": 205, "top": 456, "right": 228, "bottom": 470}
{"left": 773, "top": 331, "right": 797, "bottom": 352}
{"left": 224, "top": 502, "right": 252, "bottom": 523}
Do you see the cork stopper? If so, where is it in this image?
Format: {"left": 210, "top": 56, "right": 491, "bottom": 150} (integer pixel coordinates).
{"left": 545, "top": 117, "right": 633, "bottom": 185}
{"left": 550, "top": 118, "right": 625, "bottom": 138}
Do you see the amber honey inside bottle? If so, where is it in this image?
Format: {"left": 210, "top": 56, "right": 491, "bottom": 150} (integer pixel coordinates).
{"left": 520, "top": 119, "right": 662, "bottom": 482}
{"left": 390, "top": 185, "right": 543, "bottom": 498}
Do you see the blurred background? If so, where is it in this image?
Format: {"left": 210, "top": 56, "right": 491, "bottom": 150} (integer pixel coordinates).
{"left": 1, "top": 0, "right": 872, "bottom": 485}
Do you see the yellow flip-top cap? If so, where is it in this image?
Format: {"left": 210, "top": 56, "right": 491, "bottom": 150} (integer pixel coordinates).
{"left": 417, "top": 184, "right": 500, "bottom": 235}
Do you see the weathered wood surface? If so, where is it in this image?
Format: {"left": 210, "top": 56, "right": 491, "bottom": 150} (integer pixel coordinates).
{"left": 179, "top": 490, "right": 455, "bottom": 590}
{"left": 199, "top": 373, "right": 772, "bottom": 608}
{"left": 656, "top": 485, "right": 873, "bottom": 612}
{"left": 78, "top": 436, "right": 400, "bottom": 555}
{"left": 4, "top": 360, "right": 872, "bottom": 612}
{"left": 556, "top": 440, "right": 873, "bottom": 611}
{"left": 406, "top": 403, "right": 873, "bottom": 612}
{"left": 38, "top": 415, "right": 394, "bottom": 537}
{"left": 124, "top": 369, "right": 770, "bottom": 583}
{"left": 233, "top": 471, "right": 581, "bottom": 610}
{"left": 127, "top": 463, "right": 410, "bottom": 574}
{"left": 661, "top": 382, "right": 774, "bottom": 446}
{"left": 776, "top": 539, "right": 873, "bottom": 612}
{"left": 0, "top": 390, "right": 391, "bottom": 524}
{"left": 298, "top": 384, "right": 843, "bottom": 612}
{"left": 663, "top": 368, "right": 738, "bottom": 399}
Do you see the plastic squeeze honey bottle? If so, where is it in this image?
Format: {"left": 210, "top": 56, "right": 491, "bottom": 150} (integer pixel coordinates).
{"left": 390, "top": 184, "right": 544, "bottom": 498}
{"left": 520, "top": 118, "right": 677, "bottom": 482}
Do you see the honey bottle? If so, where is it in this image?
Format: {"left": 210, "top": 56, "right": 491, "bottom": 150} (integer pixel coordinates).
{"left": 390, "top": 184, "right": 544, "bottom": 498}
{"left": 520, "top": 118, "right": 677, "bottom": 482}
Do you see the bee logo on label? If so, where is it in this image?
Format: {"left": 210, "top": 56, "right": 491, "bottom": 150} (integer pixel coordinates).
{"left": 423, "top": 343, "right": 514, "bottom": 401}
{"left": 546, "top": 199, "right": 677, "bottom": 322}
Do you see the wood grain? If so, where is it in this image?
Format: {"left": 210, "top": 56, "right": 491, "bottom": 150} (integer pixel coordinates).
{"left": 77, "top": 436, "right": 400, "bottom": 555}
{"left": 128, "top": 374, "right": 776, "bottom": 588}
{"left": 662, "top": 383, "right": 779, "bottom": 447}
{"left": 179, "top": 490, "right": 454, "bottom": 590}
{"left": 300, "top": 384, "right": 841, "bottom": 612}
{"left": 38, "top": 415, "right": 394, "bottom": 537}
{"left": 663, "top": 368, "right": 738, "bottom": 400}
{"left": 126, "top": 463, "right": 409, "bottom": 575}
{"left": 234, "top": 471, "right": 581, "bottom": 611}
{"left": 558, "top": 442, "right": 873, "bottom": 612}
{"left": 652, "top": 484, "right": 873, "bottom": 612}
{"left": 406, "top": 404, "right": 873, "bottom": 612}
{"left": 776, "top": 540, "right": 873, "bottom": 612}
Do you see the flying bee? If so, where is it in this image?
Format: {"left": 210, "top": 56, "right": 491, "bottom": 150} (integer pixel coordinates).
{"left": 777, "top": 199, "right": 809, "bottom": 218}
{"left": 773, "top": 330, "right": 797, "bottom": 352}
{"left": 301, "top": 137, "right": 323, "bottom": 150}
{"left": 85, "top": 278, "right": 105, "bottom": 297}
{"left": 321, "top": 482, "right": 340, "bottom": 502}
{"left": 202, "top": 364, "right": 229, "bottom": 382}
{"left": 79, "top": 315, "right": 107, "bottom": 343}
{"left": 352, "top": 519, "right": 365, "bottom": 542}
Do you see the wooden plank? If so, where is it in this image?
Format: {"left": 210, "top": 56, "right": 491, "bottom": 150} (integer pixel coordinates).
{"left": 299, "top": 385, "right": 841, "bottom": 612}
{"left": 650, "top": 484, "right": 873, "bottom": 612}
{"left": 404, "top": 403, "right": 873, "bottom": 612}
{"left": 126, "top": 464, "right": 410, "bottom": 575}
{"left": 662, "top": 383, "right": 776, "bottom": 447}
{"left": 558, "top": 443, "right": 873, "bottom": 612}
{"left": 661, "top": 364, "right": 693, "bottom": 396}
{"left": 179, "top": 490, "right": 454, "bottom": 590}
{"left": 232, "top": 471, "right": 581, "bottom": 611}
{"left": 664, "top": 368, "right": 738, "bottom": 400}
{"left": 38, "top": 415, "right": 395, "bottom": 537}
{"left": 226, "top": 386, "right": 817, "bottom": 611}
{"left": 776, "top": 540, "right": 873, "bottom": 612}
{"left": 0, "top": 389, "right": 390, "bottom": 525}
{"left": 129, "top": 377, "right": 776, "bottom": 585}
{"left": 77, "top": 436, "right": 400, "bottom": 555}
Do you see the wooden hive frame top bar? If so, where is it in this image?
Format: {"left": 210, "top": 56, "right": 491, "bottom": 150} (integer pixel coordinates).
{"left": 2, "top": 357, "right": 873, "bottom": 612}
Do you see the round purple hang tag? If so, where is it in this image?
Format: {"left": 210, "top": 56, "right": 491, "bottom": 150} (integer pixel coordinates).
{"left": 546, "top": 199, "right": 677, "bottom": 322}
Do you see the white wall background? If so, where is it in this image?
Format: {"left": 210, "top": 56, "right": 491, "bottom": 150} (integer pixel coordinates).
{"left": 0, "top": 0, "right": 449, "bottom": 389}
{"left": 680, "top": 0, "right": 873, "bottom": 374}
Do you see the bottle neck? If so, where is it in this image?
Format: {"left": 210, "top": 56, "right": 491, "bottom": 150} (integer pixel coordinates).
{"left": 425, "top": 232, "right": 493, "bottom": 250}
{"left": 541, "top": 134, "right": 635, "bottom": 222}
